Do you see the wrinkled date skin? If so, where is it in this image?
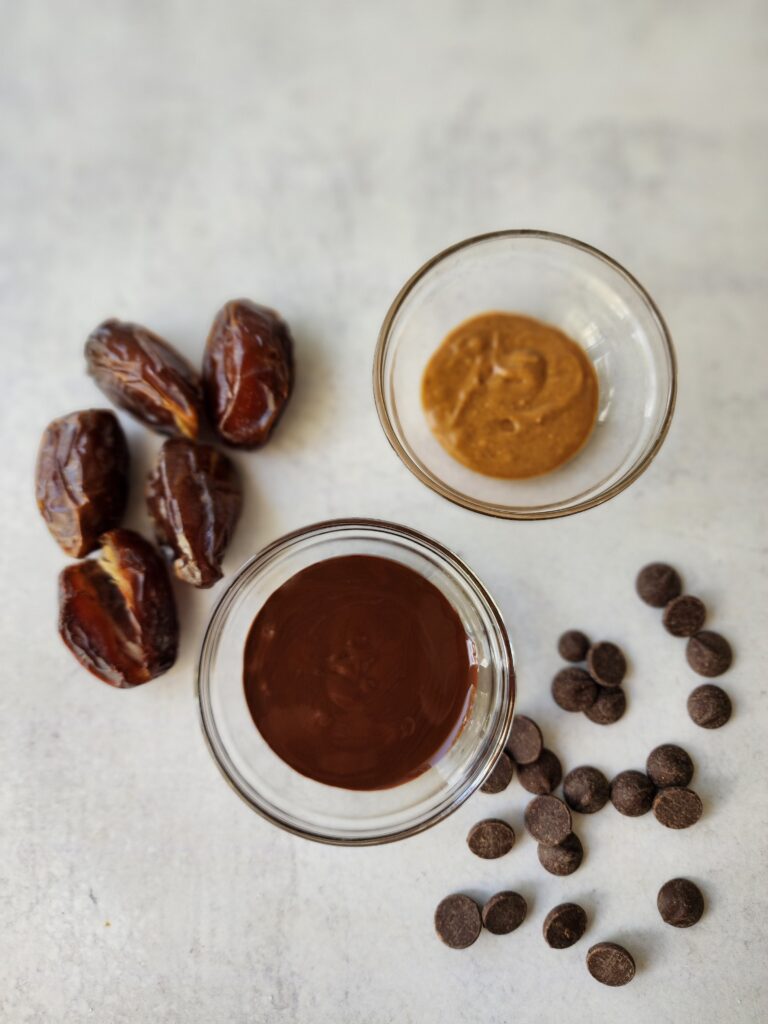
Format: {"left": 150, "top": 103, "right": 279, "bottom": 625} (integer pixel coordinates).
{"left": 35, "top": 409, "right": 130, "bottom": 557}
{"left": 58, "top": 529, "right": 179, "bottom": 688}
{"left": 147, "top": 439, "right": 243, "bottom": 588}
{"left": 85, "top": 319, "right": 204, "bottom": 438}
{"left": 203, "top": 299, "right": 294, "bottom": 448}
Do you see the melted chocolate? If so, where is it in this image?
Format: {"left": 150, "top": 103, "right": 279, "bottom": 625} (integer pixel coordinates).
{"left": 243, "top": 555, "right": 476, "bottom": 790}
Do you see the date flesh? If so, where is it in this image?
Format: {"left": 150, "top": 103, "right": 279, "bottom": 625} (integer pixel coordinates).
{"left": 58, "top": 529, "right": 178, "bottom": 687}
{"left": 35, "top": 409, "right": 130, "bottom": 557}
{"left": 203, "top": 299, "right": 294, "bottom": 448}
{"left": 147, "top": 439, "right": 242, "bottom": 588}
{"left": 85, "top": 319, "right": 203, "bottom": 438}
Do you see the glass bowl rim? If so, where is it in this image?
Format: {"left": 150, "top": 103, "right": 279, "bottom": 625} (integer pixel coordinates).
{"left": 373, "top": 228, "right": 678, "bottom": 520}
{"left": 195, "top": 516, "right": 515, "bottom": 846}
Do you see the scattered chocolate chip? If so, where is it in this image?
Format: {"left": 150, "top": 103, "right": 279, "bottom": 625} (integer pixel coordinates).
{"left": 517, "top": 748, "right": 562, "bottom": 795}
{"left": 587, "top": 642, "right": 627, "bottom": 687}
{"left": 586, "top": 942, "right": 636, "bottom": 986}
{"left": 537, "top": 832, "right": 583, "bottom": 876}
{"left": 610, "top": 770, "right": 656, "bottom": 817}
{"left": 525, "top": 795, "right": 572, "bottom": 846}
{"left": 552, "top": 667, "right": 598, "bottom": 712}
{"left": 657, "top": 878, "right": 705, "bottom": 928}
{"left": 543, "top": 903, "right": 587, "bottom": 948}
{"left": 507, "top": 715, "right": 543, "bottom": 765}
{"left": 636, "top": 562, "right": 682, "bottom": 607}
{"left": 584, "top": 686, "right": 626, "bottom": 725}
{"left": 480, "top": 751, "right": 514, "bottom": 794}
{"left": 434, "top": 894, "right": 482, "bottom": 949}
{"left": 686, "top": 631, "right": 733, "bottom": 677}
{"left": 467, "top": 818, "right": 516, "bottom": 859}
{"left": 563, "top": 766, "right": 610, "bottom": 814}
{"left": 662, "top": 595, "right": 706, "bottom": 637}
{"left": 646, "top": 744, "right": 694, "bottom": 788}
{"left": 482, "top": 891, "right": 527, "bottom": 934}
{"left": 558, "top": 630, "right": 590, "bottom": 662}
{"left": 688, "top": 683, "right": 732, "bottom": 729}
{"left": 653, "top": 787, "right": 703, "bottom": 829}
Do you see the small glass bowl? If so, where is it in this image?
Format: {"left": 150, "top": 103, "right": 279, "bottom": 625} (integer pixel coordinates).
{"left": 196, "top": 519, "right": 514, "bottom": 845}
{"left": 374, "top": 230, "right": 677, "bottom": 519}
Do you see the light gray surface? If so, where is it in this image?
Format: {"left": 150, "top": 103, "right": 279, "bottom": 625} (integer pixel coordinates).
{"left": 1, "top": 2, "right": 767, "bottom": 1021}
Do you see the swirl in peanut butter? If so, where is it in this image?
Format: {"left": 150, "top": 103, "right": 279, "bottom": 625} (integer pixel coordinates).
{"left": 422, "top": 312, "right": 599, "bottom": 479}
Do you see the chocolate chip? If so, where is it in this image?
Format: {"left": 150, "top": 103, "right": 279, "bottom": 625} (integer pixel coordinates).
{"left": 584, "top": 686, "right": 626, "bottom": 725}
{"left": 563, "top": 766, "right": 610, "bottom": 813}
{"left": 543, "top": 903, "right": 587, "bottom": 948}
{"left": 558, "top": 630, "right": 590, "bottom": 662}
{"left": 517, "top": 748, "right": 562, "bottom": 795}
{"left": 480, "top": 752, "right": 514, "bottom": 794}
{"left": 653, "top": 787, "right": 703, "bottom": 829}
{"left": 525, "top": 795, "right": 573, "bottom": 846}
{"left": 537, "top": 832, "right": 583, "bottom": 875}
{"left": 507, "top": 715, "right": 543, "bottom": 765}
{"left": 586, "top": 942, "right": 636, "bottom": 986}
{"left": 646, "top": 744, "right": 694, "bottom": 788}
{"left": 688, "top": 683, "right": 732, "bottom": 729}
{"left": 482, "top": 891, "right": 527, "bottom": 934}
{"left": 552, "top": 667, "right": 598, "bottom": 712}
{"left": 636, "top": 562, "right": 682, "bottom": 607}
{"left": 686, "top": 631, "right": 733, "bottom": 677}
{"left": 657, "top": 878, "right": 705, "bottom": 928}
{"left": 467, "top": 818, "right": 516, "bottom": 858}
{"left": 662, "top": 595, "right": 706, "bottom": 637}
{"left": 434, "top": 894, "right": 482, "bottom": 949}
{"left": 610, "top": 770, "right": 656, "bottom": 816}
{"left": 587, "top": 642, "right": 627, "bottom": 687}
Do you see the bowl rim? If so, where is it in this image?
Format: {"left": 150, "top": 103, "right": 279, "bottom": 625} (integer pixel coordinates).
{"left": 195, "top": 517, "right": 514, "bottom": 846}
{"left": 373, "top": 228, "right": 678, "bottom": 520}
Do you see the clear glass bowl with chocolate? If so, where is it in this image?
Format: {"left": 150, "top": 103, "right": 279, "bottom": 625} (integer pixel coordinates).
{"left": 374, "top": 230, "right": 677, "bottom": 519}
{"left": 197, "top": 519, "right": 514, "bottom": 844}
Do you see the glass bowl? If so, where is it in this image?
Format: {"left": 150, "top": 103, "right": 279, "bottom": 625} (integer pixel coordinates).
{"left": 374, "top": 230, "right": 677, "bottom": 519}
{"left": 196, "top": 519, "right": 514, "bottom": 845}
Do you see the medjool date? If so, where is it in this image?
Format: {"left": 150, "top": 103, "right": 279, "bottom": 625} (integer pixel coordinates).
{"left": 147, "top": 439, "right": 242, "bottom": 588}
{"left": 35, "top": 409, "right": 129, "bottom": 557}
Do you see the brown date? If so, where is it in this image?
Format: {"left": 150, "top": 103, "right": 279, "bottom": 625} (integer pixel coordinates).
{"left": 58, "top": 529, "right": 178, "bottom": 688}
{"left": 203, "top": 299, "right": 294, "bottom": 447}
{"left": 85, "top": 319, "right": 204, "bottom": 438}
{"left": 147, "top": 438, "right": 242, "bottom": 588}
{"left": 35, "top": 409, "right": 130, "bottom": 557}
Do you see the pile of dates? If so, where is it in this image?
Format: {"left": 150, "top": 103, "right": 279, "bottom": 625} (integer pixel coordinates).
{"left": 35, "top": 300, "right": 294, "bottom": 688}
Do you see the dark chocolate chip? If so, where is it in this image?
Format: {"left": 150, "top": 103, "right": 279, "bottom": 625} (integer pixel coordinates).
{"left": 584, "top": 687, "right": 626, "bottom": 725}
{"left": 467, "top": 818, "right": 516, "bottom": 858}
{"left": 558, "top": 630, "right": 590, "bottom": 662}
{"left": 636, "top": 562, "right": 682, "bottom": 607}
{"left": 646, "top": 744, "right": 694, "bottom": 788}
{"left": 507, "top": 715, "right": 543, "bottom": 765}
{"left": 610, "top": 770, "right": 656, "bottom": 816}
{"left": 657, "top": 878, "right": 705, "bottom": 928}
{"left": 480, "top": 752, "right": 514, "bottom": 794}
{"left": 537, "top": 832, "right": 583, "bottom": 876}
{"left": 482, "top": 891, "right": 527, "bottom": 934}
{"left": 543, "top": 903, "right": 587, "bottom": 948}
{"left": 517, "top": 748, "right": 562, "bottom": 795}
{"left": 525, "top": 795, "right": 573, "bottom": 846}
{"left": 686, "top": 631, "right": 733, "bottom": 677}
{"left": 662, "top": 595, "right": 706, "bottom": 637}
{"left": 434, "top": 894, "right": 482, "bottom": 949}
{"left": 688, "top": 683, "right": 732, "bottom": 729}
{"left": 552, "top": 667, "right": 598, "bottom": 712}
{"left": 563, "top": 766, "right": 610, "bottom": 814}
{"left": 653, "top": 787, "right": 703, "bottom": 829}
{"left": 587, "top": 642, "right": 627, "bottom": 687}
{"left": 586, "top": 942, "right": 636, "bottom": 986}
